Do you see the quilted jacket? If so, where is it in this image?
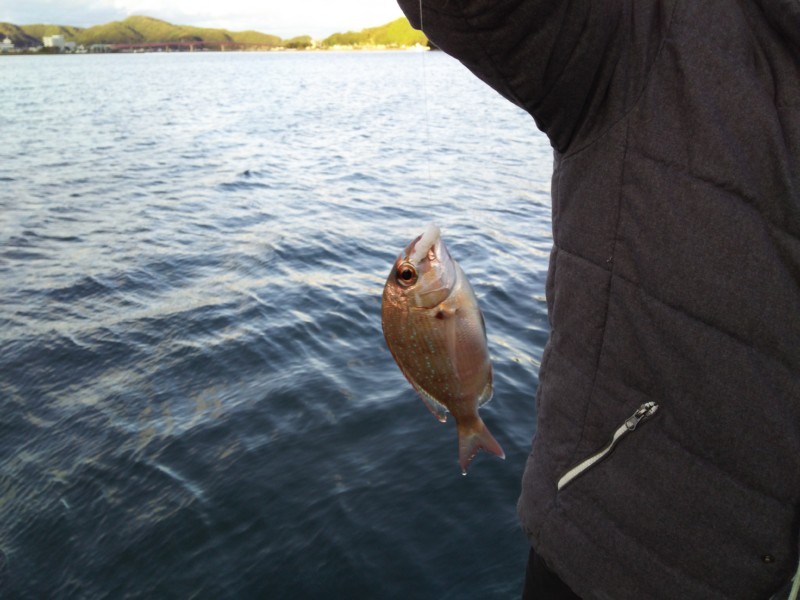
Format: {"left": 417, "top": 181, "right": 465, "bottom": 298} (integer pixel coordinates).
{"left": 396, "top": 1, "right": 800, "bottom": 598}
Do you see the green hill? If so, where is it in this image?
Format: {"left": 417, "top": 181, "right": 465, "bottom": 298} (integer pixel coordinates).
{"left": 3, "top": 16, "right": 282, "bottom": 48}
{"left": 69, "top": 16, "right": 281, "bottom": 47}
{"left": 0, "top": 22, "right": 44, "bottom": 47}
{"left": 322, "top": 17, "right": 427, "bottom": 48}
{"left": 1, "top": 15, "right": 423, "bottom": 50}
{"left": 229, "top": 30, "right": 283, "bottom": 47}
{"left": 20, "top": 23, "right": 83, "bottom": 42}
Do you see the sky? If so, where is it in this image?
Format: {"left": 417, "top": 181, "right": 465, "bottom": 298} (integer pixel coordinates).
{"left": 0, "top": 0, "right": 407, "bottom": 39}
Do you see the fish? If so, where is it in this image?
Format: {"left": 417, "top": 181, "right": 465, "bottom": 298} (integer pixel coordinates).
{"left": 381, "top": 223, "right": 505, "bottom": 474}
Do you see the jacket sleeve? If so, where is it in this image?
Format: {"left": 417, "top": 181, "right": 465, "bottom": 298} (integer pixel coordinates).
{"left": 396, "top": 0, "right": 675, "bottom": 152}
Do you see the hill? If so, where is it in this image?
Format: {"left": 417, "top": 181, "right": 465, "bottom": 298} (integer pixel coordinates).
{"left": 0, "top": 15, "right": 425, "bottom": 50}
{"left": 2, "top": 16, "right": 283, "bottom": 48}
{"left": 20, "top": 23, "right": 83, "bottom": 41}
{"left": 0, "top": 23, "right": 44, "bottom": 47}
{"left": 71, "top": 16, "right": 282, "bottom": 47}
{"left": 322, "top": 17, "right": 427, "bottom": 48}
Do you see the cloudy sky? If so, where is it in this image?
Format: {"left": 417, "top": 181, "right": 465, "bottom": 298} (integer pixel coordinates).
{"left": 0, "top": 0, "right": 407, "bottom": 38}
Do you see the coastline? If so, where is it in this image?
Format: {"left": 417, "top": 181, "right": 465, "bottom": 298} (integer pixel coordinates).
{"left": 0, "top": 45, "right": 431, "bottom": 56}
{"left": 0, "top": 16, "right": 429, "bottom": 56}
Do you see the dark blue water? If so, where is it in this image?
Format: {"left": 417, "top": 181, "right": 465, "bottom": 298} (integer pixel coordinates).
{"left": 0, "top": 51, "right": 553, "bottom": 598}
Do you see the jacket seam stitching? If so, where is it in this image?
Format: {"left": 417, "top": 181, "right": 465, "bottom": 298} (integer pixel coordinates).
{"left": 625, "top": 144, "right": 799, "bottom": 239}
{"left": 561, "top": 117, "right": 632, "bottom": 474}
{"left": 555, "top": 500, "right": 743, "bottom": 599}
{"left": 561, "top": 0, "right": 682, "bottom": 159}
{"left": 450, "top": 0, "right": 530, "bottom": 110}
{"left": 657, "top": 424, "right": 799, "bottom": 506}
{"left": 553, "top": 244, "right": 800, "bottom": 376}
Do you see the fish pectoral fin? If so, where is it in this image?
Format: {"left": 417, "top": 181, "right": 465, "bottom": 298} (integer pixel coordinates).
{"left": 433, "top": 305, "right": 457, "bottom": 320}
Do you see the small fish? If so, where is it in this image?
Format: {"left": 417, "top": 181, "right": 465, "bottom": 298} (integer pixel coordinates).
{"left": 381, "top": 223, "right": 505, "bottom": 474}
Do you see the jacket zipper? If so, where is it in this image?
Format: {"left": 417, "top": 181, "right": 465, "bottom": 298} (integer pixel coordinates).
{"left": 557, "top": 402, "right": 660, "bottom": 491}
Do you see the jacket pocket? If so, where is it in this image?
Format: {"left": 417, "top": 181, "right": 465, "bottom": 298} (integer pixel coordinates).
{"left": 557, "top": 401, "right": 659, "bottom": 491}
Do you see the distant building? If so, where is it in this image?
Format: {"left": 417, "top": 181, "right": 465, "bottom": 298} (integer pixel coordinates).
{"left": 43, "top": 35, "right": 66, "bottom": 49}
{"left": 0, "top": 37, "right": 14, "bottom": 52}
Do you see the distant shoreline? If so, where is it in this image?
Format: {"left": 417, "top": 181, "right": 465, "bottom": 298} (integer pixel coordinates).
{"left": 0, "top": 15, "right": 428, "bottom": 55}
{"left": 0, "top": 46, "right": 431, "bottom": 56}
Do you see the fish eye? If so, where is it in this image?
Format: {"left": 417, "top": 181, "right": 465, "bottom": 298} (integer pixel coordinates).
{"left": 396, "top": 263, "right": 418, "bottom": 286}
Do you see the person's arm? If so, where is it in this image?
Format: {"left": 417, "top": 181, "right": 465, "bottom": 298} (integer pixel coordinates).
{"left": 397, "top": 0, "right": 676, "bottom": 152}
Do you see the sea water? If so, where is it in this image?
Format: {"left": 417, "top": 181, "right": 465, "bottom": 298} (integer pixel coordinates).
{"left": 0, "top": 50, "right": 553, "bottom": 598}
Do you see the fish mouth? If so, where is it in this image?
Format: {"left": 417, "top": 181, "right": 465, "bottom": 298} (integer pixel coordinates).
{"left": 406, "top": 223, "right": 441, "bottom": 264}
{"left": 394, "top": 223, "right": 457, "bottom": 309}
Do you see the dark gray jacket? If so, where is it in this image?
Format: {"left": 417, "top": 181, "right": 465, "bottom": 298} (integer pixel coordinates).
{"left": 396, "top": 1, "right": 800, "bottom": 598}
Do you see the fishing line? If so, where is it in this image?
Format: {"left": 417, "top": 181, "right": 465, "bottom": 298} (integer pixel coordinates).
{"left": 417, "top": 0, "right": 434, "bottom": 198}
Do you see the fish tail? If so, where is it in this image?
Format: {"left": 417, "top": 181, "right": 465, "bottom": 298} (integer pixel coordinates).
{"left": 457, "top": 417, "right": 505, "bottom": 475}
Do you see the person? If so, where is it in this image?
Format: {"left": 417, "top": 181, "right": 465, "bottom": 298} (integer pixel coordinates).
{"left": 394, "top": 1, "right": 800, "bottom": 598}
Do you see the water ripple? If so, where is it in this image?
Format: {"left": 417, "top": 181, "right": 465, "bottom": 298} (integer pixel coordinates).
{"left": 0, "top": 51, "right": 551, "bottom": 599}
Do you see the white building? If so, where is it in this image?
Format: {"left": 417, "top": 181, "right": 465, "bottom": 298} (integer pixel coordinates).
{"left": 0, "top": 37, "right": 13, "bottom": 52}
{"left": 43, "top": 35, "right": 65, "bottom": 49}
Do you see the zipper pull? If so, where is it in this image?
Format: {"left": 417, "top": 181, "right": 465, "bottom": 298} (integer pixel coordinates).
{"left": 625, "top": 402, "right": 659, "bottom": 431}
{"left": 558, "top": 401, "right": 661, "bottom": 491}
